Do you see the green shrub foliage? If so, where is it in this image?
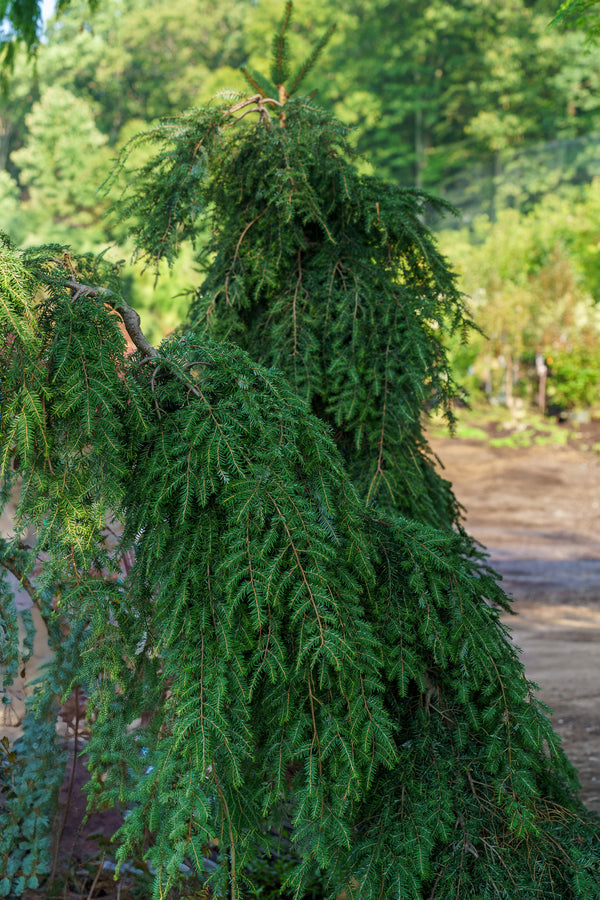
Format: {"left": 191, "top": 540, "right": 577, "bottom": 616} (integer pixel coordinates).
{"left": 1, "top": 10, "right": 600, "bottom": 898}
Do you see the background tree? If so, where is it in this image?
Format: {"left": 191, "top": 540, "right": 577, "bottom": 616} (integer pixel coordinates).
{"left": 2, "top": 8, "right": 600, "bottom": 898}
{"left": 438, "top": 179, "right": 600, "bottom": 410}
{"left": 40, "top": 0, "right": 249, "bottom": 136}
{"left": 313, "top": 0, "right": 600, "bottom": 192}
{"left": 10, "top": 85, "right": 111, "bottom": 245}
{"left": 5, "top": 0, "right": 600, "bottom": 202}
{"left": 553, "top": 0, "right": 600, "bottom": 37}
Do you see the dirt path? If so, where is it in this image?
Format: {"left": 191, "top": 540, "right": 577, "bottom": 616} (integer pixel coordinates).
{"left": 432, "top": 437, "right": 600, "bottom": 813}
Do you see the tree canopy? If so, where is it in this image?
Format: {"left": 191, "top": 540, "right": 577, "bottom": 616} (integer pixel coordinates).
{"left": 553, "top": 0, "right": 600, "bottom": 37}
{"left": 4, "top": 0, "right": 600, "bottom": 190}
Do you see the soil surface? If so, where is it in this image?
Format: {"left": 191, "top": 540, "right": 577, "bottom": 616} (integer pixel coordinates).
{"left": 431, "top": 435, "right": 600, "bottom": 814}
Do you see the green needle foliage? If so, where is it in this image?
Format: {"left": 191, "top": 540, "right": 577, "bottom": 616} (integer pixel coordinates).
{"left": 1, "top": 7, "right": 600, "bottom": 899}
{"left": 109, "top": 5, "right": 467, "bottom": 528}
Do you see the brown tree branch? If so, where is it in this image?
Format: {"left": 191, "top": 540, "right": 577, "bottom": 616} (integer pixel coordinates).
{"left": 64, "top": 276, "right": 213, "bottom": 415}
{"left": 64, "top": 278, "right": 159, "bottom": 359}
{"left": 0, "top": 547, "right": 41, "bottom": 607}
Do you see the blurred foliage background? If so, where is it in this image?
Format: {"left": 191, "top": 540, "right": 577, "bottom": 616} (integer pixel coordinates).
{"left": 3, "top": 0, "right": 600, "bottom": 415}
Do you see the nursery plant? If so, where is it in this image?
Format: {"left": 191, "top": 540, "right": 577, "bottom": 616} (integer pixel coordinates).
{"left": 1, "top": 7, "right": 600, "bottom": 898}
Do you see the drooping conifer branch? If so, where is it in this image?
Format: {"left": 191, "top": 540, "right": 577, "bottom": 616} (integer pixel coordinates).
{"left": 64, "top": 278, "right": 159, "bottom": 359}
{"left": 64, "top": 277, "right": 210, "bottom": 410}
{"left": 0, "top": 542, "right": 41, "bottom": 609}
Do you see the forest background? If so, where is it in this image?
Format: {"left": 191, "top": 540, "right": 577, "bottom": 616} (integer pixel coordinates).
{"left": 3, "top": 0, "right": 600, "bottom": 417}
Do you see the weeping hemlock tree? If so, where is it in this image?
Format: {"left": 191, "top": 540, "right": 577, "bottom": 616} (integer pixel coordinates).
{"left": 1, "top": 8, "right": 600, "bottom": 899}
{"left": 115, "top": 43, "right": 466, "bottom": 530}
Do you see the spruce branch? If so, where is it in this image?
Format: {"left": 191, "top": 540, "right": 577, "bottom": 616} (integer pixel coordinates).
{"left": 239, "top": 67, "right": 273, "bottom": 99}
